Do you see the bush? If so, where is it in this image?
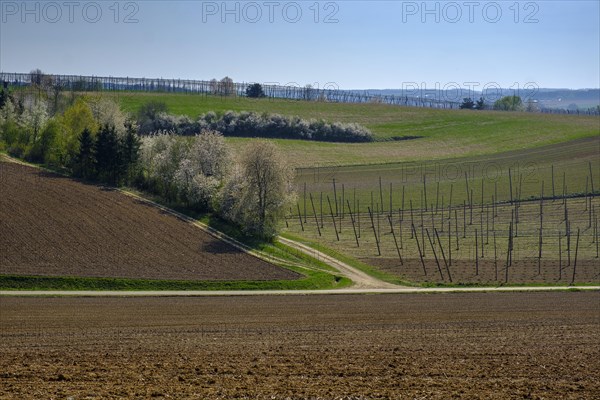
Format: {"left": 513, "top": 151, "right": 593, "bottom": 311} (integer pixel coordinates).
{"left": 138, "top": 110, "right": 373, "bottom": 142}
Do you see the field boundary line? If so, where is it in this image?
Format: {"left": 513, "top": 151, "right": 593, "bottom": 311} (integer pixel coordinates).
{"left": 1, "top": 287, "right": 598, "bottom": 297}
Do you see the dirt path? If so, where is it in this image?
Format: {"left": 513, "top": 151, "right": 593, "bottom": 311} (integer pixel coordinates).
{"left": 278, "top": 237, "right": 399, "bottom": 288}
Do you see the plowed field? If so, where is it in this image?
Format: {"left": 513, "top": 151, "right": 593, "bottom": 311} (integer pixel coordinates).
{"left": 1, "top": 292, "right": 598, "bottom": 398}
{"left": 0, "top": 161, "right": 298, "bottom": 281}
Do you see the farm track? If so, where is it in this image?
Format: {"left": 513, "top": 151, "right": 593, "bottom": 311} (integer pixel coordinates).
{"left": 1, "top": 292, "right": 598, "bottom": 398}
{"left": 278, "top": 237, "right": 397, "bottom": 288}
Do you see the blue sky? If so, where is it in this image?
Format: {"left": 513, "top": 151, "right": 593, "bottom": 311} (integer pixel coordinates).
{"left": 1, "top": 1, "right": 598, "bottom": 89}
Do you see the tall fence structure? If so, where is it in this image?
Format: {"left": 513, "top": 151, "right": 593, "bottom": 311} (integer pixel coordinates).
{"left": 0, "top": 71, "right": 462, "bottom": 110}
{"left": 1, "top": 72, "right": 598, "bottom": 115}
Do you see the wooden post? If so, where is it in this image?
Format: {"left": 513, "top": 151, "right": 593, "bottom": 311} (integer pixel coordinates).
{"left": 388, "top": 215, "right": 403, "bottom": 265}
{"left": 538, "top": 198, "right": 543, "bottom": 275}
{"left": 493, "top": 231, "right": 497, "bottom": 281}
{"left": 567, "top": 220, "right": 571, "bottom": 267}
{"left": 469, "top": 189, "right": 474, "bottom": 225}
{"left": 518, "top": 173, "right": 523, "bottom": 203}
{"left": 562, "top": 172, "right": 566, "bottom": 203}
{"left": 448, "top": 219, "right": 452, "bottom": 267}
{"left": 426, "top": 229, "right": 444, "bottom": 280}
{"left": 480, "top": 220, "right": 484, "bottom": 259}
{"left": 571, "top": 228, "right": 580, "bottom": 285}
{"left": 486, "top": 204, "right": 490, "bottom": 245}
{"left": 506, "top": 220, "right": 512, "bottom": 283}
{"left": 551, "top": 164, "right": 555, "bottom": 200}
{"left": 379, "top": 177, "right": 384, "bottom": 215}
{"left": 508, "top": 168, "right": 513, "bottom": 204}
{"left": 589, "top": 196, "right": 593, "bottom": 229}
{"left": 449, "top": 183, "right": 453, "bottom": 212}
{"left": 558, "top": 231, "right": 562, "bottom": 280}
{"left": 480, "top": 177, "right": 484, "bottom": 212}
{"left": 455, "top": 209, "right": 459, "bottom": 250}
{"left": 377, "top": 202, "right": 381, "bottom": 241}
{"left": 410, "top": 200, "right": 415, "bottom": 238}
{"left": 346, "top": 200, "right": 359, "bottom": 247}
{"left": 326, "top": 196, "right": 339, "bottom": 241}
{"left": 303, "top": 182, "right": 307, "bottom": 223}
{"left": 494, "top": 181, "right": 497, "bottom": 209}
{"left": 368, "top": 206, "right": 380, "bottom": 255}
{"left": 492, "top": 195, "right": 496, "bottom": 231}
{"left": 435, "top": 181, "right": 440, "bottom": 212}
{"left": 594, "top": 208, "right": 600, "bottom": 258}
{"left": 431, "top": 204, "right": 436, "bottom": 244}
{"left": 480, "top": 210, "right": 484, "bottom": 258}
{"left": 589, "top": 161, "right": 595, "bottom": 193}
{"left": 423, "top": 174, "right": 428, "bottom": 211}
{"left": 401, "top": 186, "right": 405, "bottom": 221}
{"left": 463, "top": 200, "right": 467, "bottom": 238}
{"left": 475, "top": 228, "right": 479, "bottom": 276}
{"left": 296, "top": 203, "right": 304, "bottom": 231}
{"left": 515, "top": 202, "right": 519, "bottom": 238}
{"left": 420, "top": 207, "right": 426, "bottom": 257}
{"left": 309, "top": 193, "right": 321, "bottom": 237}
{"left": 389, "top": 182, "right": 393, "bottom": 219}
{"left": 341, "top": 184, "right": 345, "bottom": 220}
{"left": 435, "top": 228, "right": 452, "bottom": 282}
{"left": 320, "top": 192, "right": 324, "bottom": 228}
{"left": 441, "top": 195, "right": 445, "bottom": 231}
{"left": 333, "top": 178, "right": 338, "bottom": 217}
{"left": 412, "top": 224, "right": 427, "bottom": 276}
{"left": 464, "top": 171, "right": 470, "bottom": 206}
{"left": 357, "top": 199, "right": 361, "bottom": 238}
{"left": 398, "top": 212, "right": 403, "bottom": 250}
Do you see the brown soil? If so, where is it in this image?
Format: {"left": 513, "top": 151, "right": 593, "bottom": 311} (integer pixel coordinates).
{"left": 1, "top": 292, "right": 598, "bottom": 398}
{"left": 0, "top": 161, "right": 298, "bottom": 281}
{"left": 363, "top": 257, "right": 600, "bottom": 285}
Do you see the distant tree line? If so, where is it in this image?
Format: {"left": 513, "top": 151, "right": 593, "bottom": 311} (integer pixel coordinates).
{"left": 137, "top": 106, "right": 374, "bottom": 143}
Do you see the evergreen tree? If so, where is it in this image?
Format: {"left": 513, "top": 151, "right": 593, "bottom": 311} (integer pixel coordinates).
{"left": 73, "top": 128, "right": 96, "bottom": 179}
{"left": 0, "top": 88, "right": 10, "bottom": 109}
{"left": 121, "top": 124, "right": 141, "bottom": 185}
{"left": 245, "top": 83, "right": 265, "bottom": 98}
{"left": 459, "top": 98, "right": 475, "bottom": 109}
{"left": 475, "top": 97, "right": 485, "bottom": 110}
{"left": 95, "top": 124, "right": 122, "bottom": 185}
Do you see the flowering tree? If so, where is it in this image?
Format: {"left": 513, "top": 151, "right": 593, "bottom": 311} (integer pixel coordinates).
{"left": 220, "top": 140, "right": 295, "bottom": 237}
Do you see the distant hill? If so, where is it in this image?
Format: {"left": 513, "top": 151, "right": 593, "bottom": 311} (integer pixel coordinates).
{"left": 352, "top": 88, "right": 600, "bottom": 110}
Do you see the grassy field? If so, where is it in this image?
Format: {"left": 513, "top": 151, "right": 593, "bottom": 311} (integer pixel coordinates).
{"left": 0, "top": 266, "right": 349, "bottom": 291}
{"left": 109, "top": 91, "right": 599, "bottom": 285}
{"left": 110, "top": 91, "right": 599, "bottom": 167}
{"left": 294, "top": 136, "right": 600, "bottom": 212}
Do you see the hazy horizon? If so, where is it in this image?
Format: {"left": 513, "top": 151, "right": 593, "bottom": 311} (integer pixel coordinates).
{"left": 2, "top": 1, "right": 599, "bottom": 90}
